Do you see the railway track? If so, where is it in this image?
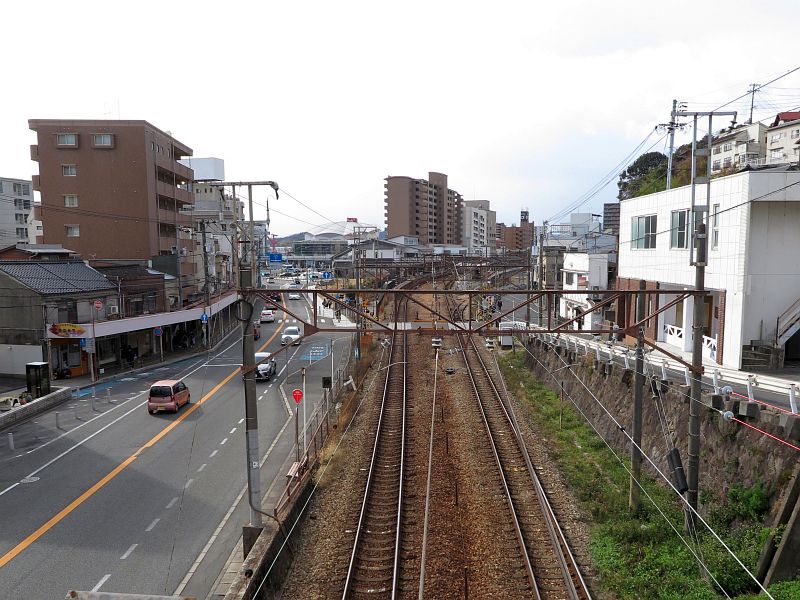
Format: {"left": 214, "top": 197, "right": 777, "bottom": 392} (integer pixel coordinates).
{"left": 457, "top": 331, "right": 592, "bottom": 600}
{"left": 342, "top": 329, "right": 408, "bottom": 599}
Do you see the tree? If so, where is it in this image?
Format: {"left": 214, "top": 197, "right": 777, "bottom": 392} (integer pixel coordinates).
{"left": 617, "top": 151, "right": 668, "bottom": 201}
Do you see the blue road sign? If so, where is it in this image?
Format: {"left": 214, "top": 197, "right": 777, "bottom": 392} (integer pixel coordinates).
{"left": 268, "top": 253, "right": 283, "bottom": 263}
{"left": 322, "top": 271, "right": 332, "bottom": 279}
{"left": 299, "top": 343, "right": 330, "bottom": 362}
{"left": 154, "top": 327, "right": 163, "bottom": 337}
{"left": 79, "top": 338, "right": 86, "bottom": 348}
{"left": 200, "top": 314, "right": 209, "bottom": 323}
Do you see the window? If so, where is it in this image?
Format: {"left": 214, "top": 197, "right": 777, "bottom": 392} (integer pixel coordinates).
{"left": 712, "top": 160, "right": 721, "bottom": 171}
{"left": 13, "top": 182, "right": 30, "bottom": 196}
{"left": 722, "top": 142, "right": 732, "bottom": 152}
{"left": 16, "top": 227, "right": 27, "bottom": 238}
{"left": 15, "top": 214, "right": 26, "bottom": 225}
{"left": 712, "top": 203, "right": 720, "bottom": 249}
{"left": 56, "top": 133, "right": 77, "bottom": 146}
{"left": 631, "top": 214, "right": 657, "bottom": 249}
{"left": 62, "top": 164, "right": 77, "bottom": 176}
{"left": 793, "top": 129, "right": 800, "bottom": 139}
{"left": 670, "top": 210, "right": 689, "bottom": 249}
{"left": 564, "top": 272, "right": 574, "bottom": 285}
{"left": 14, "top": 198, "right": 31, "bottom": 210}
{"left": 64, "top": 195, "right": 79, "bottom": 207}
{"left": 771, "top": 149, "right": 784, "bottom": 160}
{"left": 92, "top": 133, "right": 113, "bottom": 147}
{"left": 723, "top": 157, "right": 732, "bottom": 168}
{"left": 771, "top": 132, "right": 785, "bottom": 142}
{"left": 712, "top": 146, "right": 722, "bottom": 155}
{"left": 65, "top": 224, "right": 80, "bottom": 237}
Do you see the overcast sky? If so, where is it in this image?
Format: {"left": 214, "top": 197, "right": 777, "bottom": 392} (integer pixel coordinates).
{"left": 4, "top": 1, "right": 800, "bottom": 235}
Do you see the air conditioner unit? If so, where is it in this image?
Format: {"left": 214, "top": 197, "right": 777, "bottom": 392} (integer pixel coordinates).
{"left": 108, "top": 305, "right": 119, "bottom": 315}
{"left": 170, "top": 246, "right": 177, "bottom": 254}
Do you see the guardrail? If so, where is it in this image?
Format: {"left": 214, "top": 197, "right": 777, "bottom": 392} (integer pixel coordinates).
{"left": 521, "top": 326, "right": 799, "bottom": 414}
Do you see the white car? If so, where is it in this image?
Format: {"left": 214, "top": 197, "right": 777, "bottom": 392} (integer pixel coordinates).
{"left": 288, "top": 291, "right": 301, "bottom": 300}
{"left": 260, "top": 309, "right": 275, "bottom": 323}
{"left": 281, "top": 326, "right": 302, "bottom": 345}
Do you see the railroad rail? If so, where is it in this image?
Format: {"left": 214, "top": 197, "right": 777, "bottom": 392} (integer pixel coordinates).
{"left": 457, "top": 330, "right": 592, "bottom": 600}
{"left": 342, "top": 325, "right": 408, "bottom": 598}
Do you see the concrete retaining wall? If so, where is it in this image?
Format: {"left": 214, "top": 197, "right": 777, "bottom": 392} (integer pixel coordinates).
{"left": 0, "top": 386, "right": 72, "bottom": 431}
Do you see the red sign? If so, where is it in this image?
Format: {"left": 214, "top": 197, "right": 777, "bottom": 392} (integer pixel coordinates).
{"left": 346, "top": 217, "right": 358, "bottom": 223}
{"left": 94, "top": 300, "right": 103, "bottom": 310}
{"left": 292, "top": 389, "right": 303, "bottom": 403}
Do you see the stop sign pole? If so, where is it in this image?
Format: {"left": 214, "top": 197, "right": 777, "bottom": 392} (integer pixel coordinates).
{"left": 292, "top": 387, "right": 303, "bottom": 463}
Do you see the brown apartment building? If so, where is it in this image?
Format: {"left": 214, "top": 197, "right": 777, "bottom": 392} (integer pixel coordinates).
{"left": 496, "top": 209, "right": 535, "bottom": 251}
{"left": 385, "top": 171, "right": 463, "bottom": 245}
{"left": 29, "top": 119, "right": 197, "bottom": 306}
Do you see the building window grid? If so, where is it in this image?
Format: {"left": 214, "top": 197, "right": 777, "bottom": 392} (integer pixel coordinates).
{"left": 65, "top": 224, "right": 80, "bottom": 237}
{"left": 64, "top": 195, "right": 79, "bottom": 207}
{"left": 16, "top": 227, "right": 28, "bottom": 239}
{"left": 93, "top": 133, "right": 113, "bottom": 147}
{"left": 631, "top": 214, "right": 657, "bottom": 249}
{"left": 62, "top": 164, "right": 77, "bottom": 176}
{"left": 712, "top": 204, "right": 720, "bottom": 249}
{"left": 56, "top": 133, "right": 77, "bottom": 146}
{"left": 670, "top": 210, "right": 689, "bottom": 249}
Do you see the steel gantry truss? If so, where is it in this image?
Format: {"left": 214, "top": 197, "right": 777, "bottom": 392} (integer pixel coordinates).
{"left": 252, "top": 287, "right": 705, "bottom": 372}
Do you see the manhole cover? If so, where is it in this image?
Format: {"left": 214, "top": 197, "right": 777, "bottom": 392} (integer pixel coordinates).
{"left": 20, "top": 476, "right": 39, "bottom": 484}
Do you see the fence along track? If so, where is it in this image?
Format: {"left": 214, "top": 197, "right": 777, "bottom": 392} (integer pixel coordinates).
{"left": 342, "top": 328, "right": 408, "bottom": 599}
{"left": 459, "top": 332, "right": 591, "bottom": 600}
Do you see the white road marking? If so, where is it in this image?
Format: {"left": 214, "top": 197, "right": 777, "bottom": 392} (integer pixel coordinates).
{"left": 229, "top": 428, "right": 236, "bottom": 434}
{"left": 184, "top": 478, "right": 194, "bottom": 489}
{"left": 197, "top": 463, "right": 207, "bottom": 473}
{"left": 145, "top": 518, "right": 160, "bottom": 532}
{"left": 220, "top": 437, "right": 228, "bottom": 445}
{"left": 166, "top": 496, "right": 179, "bottom": 509}
{"left": 279, "top": 386, "right": 292, "bottom": 416}
{"left": 91, "top": 574, "right": 111, "bottom": 591}
{"left": 0, "top": 399, "right": 148, "bottom": 498}
{"left": 120, "top": 544, "right": 137, "bottom": 560}
{"left": 238, "top": 418, "right": 244, "bottom": 424}
{"left": 209, "top": 450, "right": 218, "bottom": 458}
{"left": 0, "top": 483, "right": 19, "bottom": 496}
{"left": 173, "top": 413, "right": 294, "bottom": 596}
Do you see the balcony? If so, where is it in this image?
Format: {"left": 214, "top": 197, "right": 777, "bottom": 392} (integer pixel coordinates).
{"left": 30, "top": 145, "right": 39, "bottom": 161}
{"left": 32, "top": 175, "right": 40, "bottom": 192}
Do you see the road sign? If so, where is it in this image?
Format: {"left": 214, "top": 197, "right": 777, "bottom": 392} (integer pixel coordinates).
{"left": 84, "top": 338, "right": 96, "bottom": 353}
{"left": 154, "top": 327, "right": 163, "bottom": 337}
{"left": 292, "top": 389, "right": 303, "bottom": 403}
{"left": 79, "top": 338, "right": 86, "bottom": 348}
{"left": 93, "top": 299, "right": 103, "bottom": 310}
{"left": 269, "top": 253, "right": 283, "bottom": 263}
{"left": 201, "top": 313, "right": 209, "bottom": 323}
{"left": 322, "top": 271, "right": 332, "bottom": 279}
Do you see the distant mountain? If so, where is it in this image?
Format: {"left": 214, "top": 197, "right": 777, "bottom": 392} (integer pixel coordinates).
{"left": 277, "top": 232, "right": 308, "bottom": 243}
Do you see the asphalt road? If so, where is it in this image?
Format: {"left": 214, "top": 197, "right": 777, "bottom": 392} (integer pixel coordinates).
{"left": 0, "top": 290, "right": 350, "bottom": 599}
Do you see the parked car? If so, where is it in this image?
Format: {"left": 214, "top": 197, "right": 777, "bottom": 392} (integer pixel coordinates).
{"left": 288, "top": 291, "right": 301, "bottom": 300}
{"left": 148, "top": 380, "right": 190, "bottom": 414}
{"left": 254, "top": 352, "right": 277, "bottom": 381}
{"left": 260, "top": 309, "right": 275, "bottom": 323}
{"left": 281, "top": 326, "right": 302, "bottom": 345}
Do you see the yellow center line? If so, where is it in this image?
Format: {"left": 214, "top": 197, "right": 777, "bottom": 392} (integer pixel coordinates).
{"left": 0, "top": 306, "right": 286, "bottom": 569}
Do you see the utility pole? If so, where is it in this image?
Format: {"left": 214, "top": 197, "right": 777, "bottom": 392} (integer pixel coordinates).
{"left": 209, "top": 180, "right": 279, "bottom": 531}
{"left": 537, "top": 223, "right": 546, "bottom": 326}
{"left": 675, "top": 109, "right": 736, "bottom": 529}
{"left": 526, "top": 246, "right": 532, "bottom": 326}
{"left": 748, "top": 83, "right": 759, "bottom": 124}
{"left": 657, "top": 100, "right": 686, "bottom": 190}
{"left": 629, "top": 279, "right": 646, "bottom": 513}
{"left": 200, "top": 220, "right": 211, "bottom": 348}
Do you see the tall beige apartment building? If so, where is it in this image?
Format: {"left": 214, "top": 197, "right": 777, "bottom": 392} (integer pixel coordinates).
{"left": 29, "top": 119, "right": 198, "bottom": 305}
{"left": 384, "top": 171, "right": 463, "bottom": 245}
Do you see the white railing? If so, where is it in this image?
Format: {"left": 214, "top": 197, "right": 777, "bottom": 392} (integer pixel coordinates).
{"left": 777, "top": 296, "right": 800, "bottom": 347}
{"left": 664, "top": 323, "right": 683, "bottom": 348}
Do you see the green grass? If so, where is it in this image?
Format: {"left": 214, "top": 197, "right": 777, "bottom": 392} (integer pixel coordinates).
{"left": 499, "top": 353, "right": 795, "bottom": 599}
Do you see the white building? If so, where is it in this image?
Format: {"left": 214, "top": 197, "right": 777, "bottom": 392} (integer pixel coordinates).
{"left": 462, "top": 200, "right": 496, "bottom": 255}
{"left": 559, "top": 253, "right": 609, "bottom": 330}
{"left": 765, "top": 112, "right": 800, "bottom": 166}
{"left": 711, "top": 122, "right": 767, "bottom": 173}
{"left": 0, "top": 177, "right": 34, "bottom": 244}
{"left": 618, "top": 168, "right": 800, "bottom": 369}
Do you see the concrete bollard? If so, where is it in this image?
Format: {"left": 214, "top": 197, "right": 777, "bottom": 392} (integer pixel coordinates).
{"left": 56, "top": 411, "right": 63, "bottom": 430}
{"left": 91, "top": 387, "right": 96, "bottom": 398}
{"left": 74, "top": 406, "right": 83, "bottom": 421}
{"left": 106, "top": 388, "right": 112, "bottom": 402}
{"left": 7, "top": 432, "right": 14, "bottom": 451}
